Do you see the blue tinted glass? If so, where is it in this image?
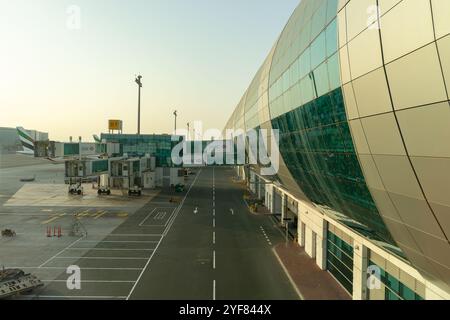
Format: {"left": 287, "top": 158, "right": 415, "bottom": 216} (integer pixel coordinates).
{"left": 328, "top": 53, "right": 340, "bottom": 90}
{"left": 311, "top": 32, "right": 326, "bottom": 69}
{"left": 326, "top": 0, "right": 339, "bottom": 22}
{"left": 300, "top": 77, "right": 314, "bottom": 104}
{"left": 313, "top": 62, "right": 330, "bottom": 97}
{"left": 311, "top": 1, "right": 327, "bottom": 39}
{"left": 299, "top": 47, "right": 311, "bottom": 80}
{"left": 326, "top": 19, "right": 338, "bottom": 57}
{"left": 299, "top": 20, "right": 312, "bottom": 52}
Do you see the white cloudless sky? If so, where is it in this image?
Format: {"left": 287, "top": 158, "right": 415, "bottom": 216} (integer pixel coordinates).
{"left": 0, "top": 0, "right": 300, "bottom": 141}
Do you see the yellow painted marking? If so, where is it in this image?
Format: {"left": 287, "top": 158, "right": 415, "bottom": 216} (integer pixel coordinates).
{"left": 94, "top": 211, "right": 107, "bottom": 220}
{"left": 41, "top": 213, "right": 66, "bottom": 225}
{"left": 75, "top": 209, "right": 91, "bottom": 219}
{"left": 117, "top": 212, "right": 129, "bottom": 218}
{"left": 79, "top": 210, "right": 91, "bottom": 217}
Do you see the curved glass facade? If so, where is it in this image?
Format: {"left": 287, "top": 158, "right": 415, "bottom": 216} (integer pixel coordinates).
{"left": 224, "top": 0, "right": 450, "bottom": 291}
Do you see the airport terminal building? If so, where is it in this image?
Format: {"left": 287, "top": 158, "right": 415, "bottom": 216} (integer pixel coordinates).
{"left": 225, "top": 0, "right": 450, "bottom": 300}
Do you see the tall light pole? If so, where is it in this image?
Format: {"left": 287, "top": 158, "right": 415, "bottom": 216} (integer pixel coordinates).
{"left": 173, "top": 110, "right": 178, "bottom": 134}
{"left": 135, "top": 75, "right": 143, "bottom": 135}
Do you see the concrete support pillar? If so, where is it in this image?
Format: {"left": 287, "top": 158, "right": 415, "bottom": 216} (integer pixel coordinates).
{"left": 298, "top": 221, "right": 306, "bottom": 247}
{"left": 299, "top": 203, "right": 327, "bottom": 270}
{"left": 353, "top": 241, "right": 369, "bottom": 300}
{"left": 257, "top": 178, "right": 263, "bottom": 200}
{"left": 315, "top": 219, "right": 327, "bottom": 271}
{"left": 271, "top": 187, "right": 276, "bottom": 214}
{"left": 305, "top": 227, "right": 314, "bottom": 259}
{"left": 281, "top": 193, "right": 287, "bottom": 226}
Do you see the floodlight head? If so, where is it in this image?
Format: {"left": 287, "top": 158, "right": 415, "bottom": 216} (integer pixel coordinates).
{"left": 135, "top": 75, "right": 143, "bottom": 87}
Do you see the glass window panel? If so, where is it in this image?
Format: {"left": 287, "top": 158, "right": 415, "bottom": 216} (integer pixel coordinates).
{"left": 326, "top": 18, "right": 338, "bottom": 57}
{"left": 299, "top": 19, "right": 312, "bottom": 52}
{"left": 300, "top": 77, "right": 314, "bottom": 105}
{"left": 326, "top": 0, "right": 339, "bottom": 24}
{"left": 311, "top": 1, "right": 327, "bottom": 39}
{"left": 328, "top": 53, "right": 340, "bottom": 90}
{"left": 299, "top": 47, "right": 311, "bottom": 80}
{"left": 311, "top": 31, "right": 326, "bottom": 69}
{"left": 313, "top": 62, "right": 330, "bottom": 97}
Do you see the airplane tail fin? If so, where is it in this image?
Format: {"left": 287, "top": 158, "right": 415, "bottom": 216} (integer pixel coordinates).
{"left": 93, "top": 134, "right": 102, "bottom": 143}
{"left": 16, "top": 127, "right": 35, "bottom": 155}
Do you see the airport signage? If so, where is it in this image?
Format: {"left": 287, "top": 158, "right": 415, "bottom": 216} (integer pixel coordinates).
{"left": 109, "top": 119, "right": 123, "bottom": 131}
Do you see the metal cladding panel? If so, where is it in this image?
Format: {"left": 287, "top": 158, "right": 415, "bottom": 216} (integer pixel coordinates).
{"left": 223, "top": 0, "right": 450, "bottom": 291}
{"left": 340, "top": 0, "right": 450, "bottom": 290}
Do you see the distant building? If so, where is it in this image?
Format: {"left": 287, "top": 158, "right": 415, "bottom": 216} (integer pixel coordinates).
{"left": 0, "top": 127, "right": 48, "bottom": 154}
{"left": 0, "top": 127, "right": 21, "bottom": 153}
{"left": 100, "top": 133, "right": 181, "bottom": 168}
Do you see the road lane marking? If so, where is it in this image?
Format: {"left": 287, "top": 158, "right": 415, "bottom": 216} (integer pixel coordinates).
{"left": 41, "top": 213, "right": 66, "bottom": 225}
{"left": 213, "top": 251, "right": 216, "bottom": 270}
{"left": 94, "top": 210, "right": 107, "bottom": 220}
{"left": 41, "top": 280, "right": 136, "bottom": 283}
{"left": 11, "top": 267, "right": 143, "bottom": 271}
{"left": 68, "top": 248, "right": 153, "bottom": 252}
{"left": 213, "top": 280, "right": 216, "bottom": 301}
{"left": 213, "top": 218, "right": 216, "bottom": 228}
{"left": 21, "top": 295, "right": 127, "bottom": 300}
{"left": 139, "top": 208, "right": 176, "bottom": 227}
{"left": 230, "top": 209, "right": 234, "bottom": 215}
{"left": 272, "top": 248, "right": 304, "bottom": 300}
{"left": 213, "top": 232, "right": 216, "bottom": 245}
{"left": 38, "top": 236, "right": 84, "bottom": 268}
{"left": 54, "top": 256, "right": 148, "bottom": 260}
{"left": 127, "top": 170, "right": 202, "bottom": 300}
{"left": 138, "top": 208, "right": 157, "bottom": 226}
{"left": 213, "top": 209, "right": 215, "bottom": 216}
{"left": 80, "top": 240, "right": 159, "bottom": 243}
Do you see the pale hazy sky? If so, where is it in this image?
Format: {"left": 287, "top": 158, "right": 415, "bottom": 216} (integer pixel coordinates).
{"left": 0, "top": 0, "right": 299, "bottom": 141}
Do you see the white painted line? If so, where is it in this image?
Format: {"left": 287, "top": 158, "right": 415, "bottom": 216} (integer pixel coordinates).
{"left": 38, "top": 237, "right": 84, "bottom": 268}
{"left": 21, "top": 295, "right": 127, "bottom": 300}
{"left": 213, "top": 218, "right": 216, "bottom": 228}
{"left": 81, "top": 240, "right": 159, "bottom": 243}
{"left": 213, "top": 232, "right": 216, "bottom": 245}
{"left": 138, "top": 208, "right": 157, "bottom": 227}
{"left": 68, "top": 248, "right": 154, "bottom": 252}
{"left": 272, "top": 248, "right": 304, "bottom": 300}
{"left": 10, "top": 267, "right": 143, "bottom": 271}
{"left": 230, "top": 208, "right": 234, "bottom": 215}
{"left": 213, "top": 251, "right": 216, "bottom": 270}
{"left": 41, "top": 280, "right": 136, "bottom": 284}
{"left": 140, "top": 207, "right": 176, "bottom": 228}
{"left": 108, "top": 234, "right": 163, "bottom": 237}
{"left": 54, "top": 256, "right": 148, "bottom": 260}
{"left": 213, "top": 209, "right": 215, "bottom": 216}
{"left": 127, "top": 170, "right": 202, "bottom": 300}
{"left": 213, "top": 280, "right": 216, "bottom": 301}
